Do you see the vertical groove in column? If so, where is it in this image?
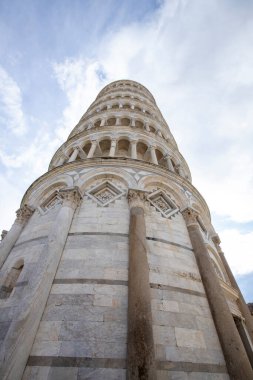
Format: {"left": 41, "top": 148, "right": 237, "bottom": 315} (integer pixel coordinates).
{"left": 182, "top": 208, "right": 253, "bottom": 380}
{"left": 127, "top": 203, "right": 156, "bottom": 380}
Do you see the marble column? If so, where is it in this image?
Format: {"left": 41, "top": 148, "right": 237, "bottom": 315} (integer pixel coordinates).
{"left": 0, "top": 205, "right": 34, "bottom": 269}
{"left": 109, "top": 138, "right": 117, "bottom": 157}
{"left": 182, "top": 207, "right": 253, "bottom": 380}
{"left": 145, "top": 123, "right": 150, "bottom": 132}
{"left": 164, "top": 154, "right": 175, "bottom": 172}
{"left": 127, "top": 190, "right": 156, "bottom": 380}
{"left": 175, "top": 164, "right": 184, "bottom": 177}
{"left": 131, "top": 118, "right": 135, "bottom": 127}
{"left": 149, "top": 145, "right": 158, "bottom": 165}
{"left": 68, "top": 147, "right": 79, "bottom": 162}
{"left": 212, "top": 234, "right": 253, "bottom": 362}
{"left": 87, "top": 139, "right": 97, "bottom": 158}
{"left": 130, "top": 140, "right": 137, "bottom": 159}
{"left": 0, "top": 187, "right": 82, "bottom": 380}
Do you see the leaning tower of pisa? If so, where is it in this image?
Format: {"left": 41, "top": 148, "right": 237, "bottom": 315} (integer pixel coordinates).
{"left": 0, "top": 80, "right": 253, "bottom": 380}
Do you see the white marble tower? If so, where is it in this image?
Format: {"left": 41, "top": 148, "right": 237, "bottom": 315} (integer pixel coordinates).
{"left": 0, "top": 80, "right": 253, "bottom": 380}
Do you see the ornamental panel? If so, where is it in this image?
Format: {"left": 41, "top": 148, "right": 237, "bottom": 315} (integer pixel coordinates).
{"left": 147, "top": 189, "right": 179, "bottom": 219}
{"left": 85, "top": 181, "right": 125, "bottom": 207}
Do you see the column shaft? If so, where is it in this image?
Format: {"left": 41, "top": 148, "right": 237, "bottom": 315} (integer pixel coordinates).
{"left": 0, "top": 187, "right": 82, "bottom": 380}
{"left": 149, "top": 146, "right": 158, "bottom": 165}
{"left": 183, "top": 208, "right": 253, "bottom": 380}
{"left": 127, "top": 190, "right": 156, "bottom": 380}
{"left": 68, "top": 147, "right": 79, "bottom": 162}
{"left": 165, "top": 155, "right": 174, "bottom": 172}
{"left": 109, "top": 139, "right": 117, "bottom": 157}
{"left": 0, "top": 205, "right": 34, "bottom": 269}
{"left": 87, "top": 140, "right": 97, "bottom": 158}
{"left": 130, "top": 141, "right": 137, "bottom": 159}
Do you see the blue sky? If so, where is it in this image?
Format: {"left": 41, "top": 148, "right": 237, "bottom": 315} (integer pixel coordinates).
{"left": 0, "top": 0, "right": 253, "bottom": 301}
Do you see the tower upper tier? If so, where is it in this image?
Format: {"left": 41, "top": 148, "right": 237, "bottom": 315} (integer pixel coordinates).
{"left": 49, "top": 79, "right": 192, "bottom": 181}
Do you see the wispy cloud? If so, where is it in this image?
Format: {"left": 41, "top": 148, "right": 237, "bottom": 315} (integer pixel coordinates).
{"left": 52, "top": 59, "right": 107, "bottom": 139}
{"left": 0, "top": 66, "right": 27, "bottom": 136}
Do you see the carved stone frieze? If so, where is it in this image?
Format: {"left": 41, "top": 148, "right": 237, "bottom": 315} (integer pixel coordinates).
{"left": 16, "top": 204, "right": 34, "bottom": 224}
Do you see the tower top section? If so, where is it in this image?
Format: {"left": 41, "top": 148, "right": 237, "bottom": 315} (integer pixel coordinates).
{"left": 96, "top": 79, "right": 156, "bottom": 104}
{"left": 49, "top": 79, "right": 192, "bottom": 182}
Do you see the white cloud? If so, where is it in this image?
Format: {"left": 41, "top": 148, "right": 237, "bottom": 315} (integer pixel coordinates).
{"left": 0, "top": 66, "right": 27, "bottom": 135}
{"left": 220, "top": 229, "right": 253, "bottom": 275}
{"left": 52, "top": 59, "right": 106, "bottom": 140}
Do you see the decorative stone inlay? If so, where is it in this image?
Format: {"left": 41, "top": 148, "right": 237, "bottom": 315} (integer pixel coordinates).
{"left": 128, "top": 189, "right": 148, "bottom": 209}
{"left": 39, "top": 191, "right": 63, "bottom": 214}
{"left": 148, "top": 189, "right": 179, "bottom": 219}
{"left": 16, "top": 204, "right": 34, "bottom": 224}
{"left": 86, "top": 181, "right": 125, "bottom": 207}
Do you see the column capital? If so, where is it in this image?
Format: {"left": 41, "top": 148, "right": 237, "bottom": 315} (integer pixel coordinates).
{"left": 211, "top": 233, "right": 221, "bottom": 246}
{"left": 128, "top": 189, "right": 147, "bottom": 210}
{"left": 1, "top": 230, "right": 8, "bottom": 241}
{"left": 16, "top": 204, "right": 34, "bottom": 225}
{"left": 59, "top": 186, "right": 82, "bottom": 209}
{"left": 181, "top": 207, "right": 199, "bottom": 227}
{"left": 110, "top": 135, "right": 118, "bottom": 143}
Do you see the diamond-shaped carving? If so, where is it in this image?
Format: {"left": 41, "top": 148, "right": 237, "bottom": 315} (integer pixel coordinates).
{"left": 148, "top": 189, "right": 179, "bottom": 219}
{"left": 38, "top": 191, "right": 62, "bottom": 214}
{"left": 86, "top": 181, "right": 124, "bottom": 206}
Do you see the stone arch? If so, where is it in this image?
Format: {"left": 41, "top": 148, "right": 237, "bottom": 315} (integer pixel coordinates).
{"left": 156, "top": 148, "right": 167, "bottom": 169}
{"left": 77, "top": 168, "right": 137, "bottom": 193}
{"left": 149, "top": 125, "right": 156, "bottom": 133}
{"left": 82, "top": 141, "right": 92, "bottom": 155}
{"left": 134, "top": 105, "right": 142, "bottom": 112}
{"left": 94, "top": 119, "right": 101, "bottom": 128}
{"left": 23, "top": 174, "right": 74, "bottom": 208}
{"left": 120, "top": 117, "right": 131, "bottom": 127}
{"left": 100, "top": 139, "right": 111, "bottom": 157}
{"left": 139, "top": 176, "right": 184, "bottom": 207}
{"left": 100, "top": 105, "right": 107, "bottom": 112}
{"left": 117, "top": 139, "right": 130, "bottom": 157}
{"left": 107, "top": 117, "right": 116, "bottom": 126}
{"left": 137, "top": 141, "right": 148, "bottom": 160}
{"left": 135, "top": 120, "right": 144, "bottom": 129}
